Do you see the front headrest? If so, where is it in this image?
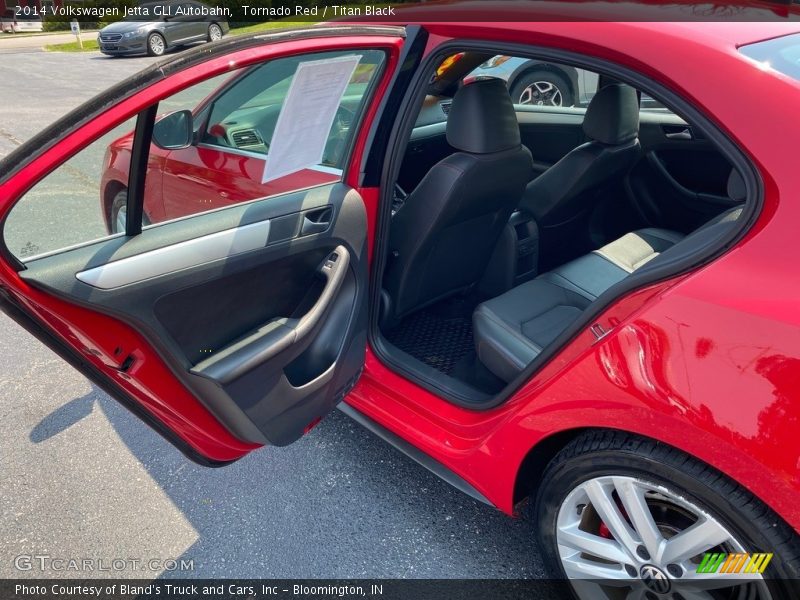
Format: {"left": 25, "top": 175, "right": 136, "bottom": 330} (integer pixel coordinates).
{"left": 446, "top": 79, "right": 521, "bottom": 154}
{"left": 727, "top": 169, "right": 747, "bottom": 203}
{"left": 583, "top": 83, "right": 640, "bottom": 145}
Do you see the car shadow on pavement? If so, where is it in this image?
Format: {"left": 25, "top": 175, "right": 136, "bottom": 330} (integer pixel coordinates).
{"left": 85, "top": 388, "right": 547, "bottom": 578}
{"left": 29, "top": 389, "right": 95, "bottom": 443}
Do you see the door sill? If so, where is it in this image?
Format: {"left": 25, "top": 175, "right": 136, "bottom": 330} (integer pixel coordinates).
{"left": 337, "top": 401, "right": 494, "bottom": 507}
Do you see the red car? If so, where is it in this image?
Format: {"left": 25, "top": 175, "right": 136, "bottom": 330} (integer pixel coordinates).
{"left": 2, "top": 3, "right": 800, "bottom": 596}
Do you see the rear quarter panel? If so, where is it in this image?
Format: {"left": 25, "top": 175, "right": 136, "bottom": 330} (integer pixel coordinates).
{"left": 352, "top": 21, "right": 800, "bottom": 530}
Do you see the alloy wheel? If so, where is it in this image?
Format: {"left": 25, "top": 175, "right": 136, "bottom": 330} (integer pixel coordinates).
{"left": 556, "top": 475, "right": 771, "bottom": 599}
{"left": 149, "top": 34, "right": 165, "bottom": 56}
{"left": 209, "top": 24, "right": 223, "bottom": 41}
{"left": 518, "top": 80, "right": 563, "bottom": 106}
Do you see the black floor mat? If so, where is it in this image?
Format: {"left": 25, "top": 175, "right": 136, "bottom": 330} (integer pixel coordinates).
{"left": 385, "top": 307, "right": 474, "bottom": 375}
{"left": 384, "top": 295, "right": 506, "bottom": 395}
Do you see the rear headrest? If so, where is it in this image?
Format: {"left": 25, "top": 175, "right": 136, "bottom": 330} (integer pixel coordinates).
{"left": 727, "top": 169, "right": 747, "bottom": 203}
{"left": 446, "top": 79, "right": 521, "bottom": 154}
{"left": 583, "top": 83, "right": 640, "bottom": 145}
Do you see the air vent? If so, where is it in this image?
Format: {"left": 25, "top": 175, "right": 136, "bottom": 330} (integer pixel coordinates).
{"left": 231, "top": 129, "right": 263, "bottom": 148}
{"left": 441, "top": 101, "right": 452, "bottom": 116}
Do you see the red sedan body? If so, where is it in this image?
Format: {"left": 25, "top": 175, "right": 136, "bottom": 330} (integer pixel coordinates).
{"left": 347, "top": 20, "right": 800, "bottom": 523}
{"left": 2, "top": 2, "right": 800, "bottom": 572}
{"left": 100, "top": 129, "right": 340, "bottom": 230}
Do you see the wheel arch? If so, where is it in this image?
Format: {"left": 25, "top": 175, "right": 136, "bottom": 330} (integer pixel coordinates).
{"left": 510, "top": 421, "right": 800, "bottom": 536}
{"left": 512, "top": 427, "right": 588, "bottom": 507}
{"left": 507, "top": 60, "right": 579, "bottom": 99}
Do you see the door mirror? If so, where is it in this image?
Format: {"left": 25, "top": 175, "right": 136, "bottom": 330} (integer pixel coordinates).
{"left": 152, "top": 110, "right": 193, "bottom": 149}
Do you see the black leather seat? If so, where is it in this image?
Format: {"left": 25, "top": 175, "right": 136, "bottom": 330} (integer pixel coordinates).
{"left": 383, "top": 79, "right": 533, "bottom": 322}
{"left": 519, "top": 83, "right": 642, "bottom": 267}
{"left": 473, "top": 196, "right": 744, "bottom": 382}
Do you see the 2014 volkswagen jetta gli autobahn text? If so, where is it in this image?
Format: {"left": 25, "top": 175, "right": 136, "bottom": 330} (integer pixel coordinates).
{"left": 2, "top": 2, "right": 800, "bottom": 597}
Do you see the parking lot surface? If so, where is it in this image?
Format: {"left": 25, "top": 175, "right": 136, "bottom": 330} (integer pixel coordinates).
{"left": 0, "top": 31, "right": 98, "bottom": 54}
{"left": 0, "top": 50, "right": 545, "bottom": 579}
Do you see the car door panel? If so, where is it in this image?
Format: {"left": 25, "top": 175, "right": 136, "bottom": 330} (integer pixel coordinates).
{"left": 164, "top": 18, "right": 193, "bottom": 45}
{"left": 631, "top": 113, "right": 736, "bottom": 232}
{"left": 19, "top": 183, "right": 368, "bottom": 446}
{"left": 160, "top": 144, "right": 340, "bottom": 220}
{"left": 0, "top": 26, "right": 407, "bottom": 463}
{"left": 516, "top": 108, "right": 585, "bottom": 176}
{"left": 648, "top": 147, "right": 734, "bottom": 199}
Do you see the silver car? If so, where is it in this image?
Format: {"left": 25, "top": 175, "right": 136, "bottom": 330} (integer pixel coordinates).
{"left": 97, "top": 0, "right": 228, "bottom": 57}
{"left": 465, "top": 56, "right": 599, "bottom": 107}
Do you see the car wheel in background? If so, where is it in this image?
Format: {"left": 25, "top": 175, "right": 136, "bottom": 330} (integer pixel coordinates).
{"left": 109, "top": 189, "right": 149, "bottom": 234}
{"left": 511, "top": 70, "right": 573, "bottom": 107}
{"left": 534, "top": 431, "right": 800, "bottom": 599}
{"left": 146, "top": 32, "right": 166, "bottom": 57}
{"left": 207, "top": 23, "right": 223, "bottom": 42}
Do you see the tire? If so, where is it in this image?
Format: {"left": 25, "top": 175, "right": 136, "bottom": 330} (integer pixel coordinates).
{"left": 109, "top": 189, "right": 149, "bottom": 234}
{"left": 109, "top": 189, "right": 127, "bottom": 234}
{"left": 207, "top": 22, "right": 223, "bottom": 42}
{"left": 146, "top": 32, "right": 166, "bottom": 57}
{"left": 534, "top": 431, "right": 800, "bottom": 599}
{"left": 510, "top": 70, "right": 573, "bottom": 107}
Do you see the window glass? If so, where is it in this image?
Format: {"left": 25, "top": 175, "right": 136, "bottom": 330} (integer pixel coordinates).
{"left": 740, "top": 33, "right": 800, "bottom": 82}
{"left": 639, "top": 93, "right": 676, "bottom": 114}
{"left": 4, "top": 49, "right": 385, "bottom": 260}
{"left": 463, "top": 55, "right": 677, "bottom": 116}
{"left": 4, "top": 117, "right": 137, "bottom": 261}
{"left": 465, "top": 56, "right": 599, "bottom": 108}
{"left": 144, "top": 49, "right": 384, "bottom": 227}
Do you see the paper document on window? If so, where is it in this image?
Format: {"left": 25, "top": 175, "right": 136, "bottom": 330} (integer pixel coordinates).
{"left": 262, "top": 55, "right": 361, "bottom": 183}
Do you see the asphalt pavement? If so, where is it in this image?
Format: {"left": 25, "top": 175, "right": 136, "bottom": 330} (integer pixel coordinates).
{"left": 0, "top": 31, "right": 99, "bottom": 53}
{"left": 0, "top": 49, "right": 547, "bottom": 579}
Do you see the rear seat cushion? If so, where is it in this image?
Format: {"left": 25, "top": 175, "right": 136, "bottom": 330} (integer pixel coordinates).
{"left": 473, "top": 203, "right": 745, "bottom": 383}
{"left": 473, "top": 279, "right": 592, "bottom": 383}
{"left": 473, "top": 226, "right": 684, "bottom": 382}
{"left": 541, "top": 228, "right": 684, "bottom": 301}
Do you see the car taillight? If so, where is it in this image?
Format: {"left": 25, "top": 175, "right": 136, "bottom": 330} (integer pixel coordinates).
{"left": 481, "top": 56, "right": 511, "bottom": 69}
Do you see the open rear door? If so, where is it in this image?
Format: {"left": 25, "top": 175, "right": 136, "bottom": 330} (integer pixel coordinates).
{"left": 0, "top": 26, "right": 408, "bottom": 464}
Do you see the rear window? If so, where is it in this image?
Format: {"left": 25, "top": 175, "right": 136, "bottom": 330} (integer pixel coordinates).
{"left": 740, "top": 33, "right": 800, "bottom": 82}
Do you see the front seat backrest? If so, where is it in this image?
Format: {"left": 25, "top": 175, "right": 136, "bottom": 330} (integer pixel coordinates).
{"left": 519, "top": 84, "right": 641, "bottom": 262}
{"left": 383, "top": 79, "right": 533, "bottom": 322}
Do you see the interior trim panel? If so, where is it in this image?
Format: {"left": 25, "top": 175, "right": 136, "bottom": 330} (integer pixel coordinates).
{"left": 76, "top": 220, "right": 272, "bottom": 289}
{"left": 20, "top": 183, "right": 369, "bottom": 447}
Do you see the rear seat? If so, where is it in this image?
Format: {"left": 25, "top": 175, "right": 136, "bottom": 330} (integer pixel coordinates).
{"left": 473, "top": 173, "right": 746, "bottom": 383}
{"left": 538, "top": 228, "right": 685, "bottom": 302}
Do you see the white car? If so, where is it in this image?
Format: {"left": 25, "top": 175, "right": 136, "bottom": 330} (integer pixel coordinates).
{"left": 465, "top": 55, "right": 599, "bottom": 107}
{"left": 1, "top": 13, "right": 44, "bottom": 33}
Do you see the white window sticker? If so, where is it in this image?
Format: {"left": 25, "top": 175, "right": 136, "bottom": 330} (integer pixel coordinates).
{"left": 262, "top": 55, "right": 361, "bottom": 183}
